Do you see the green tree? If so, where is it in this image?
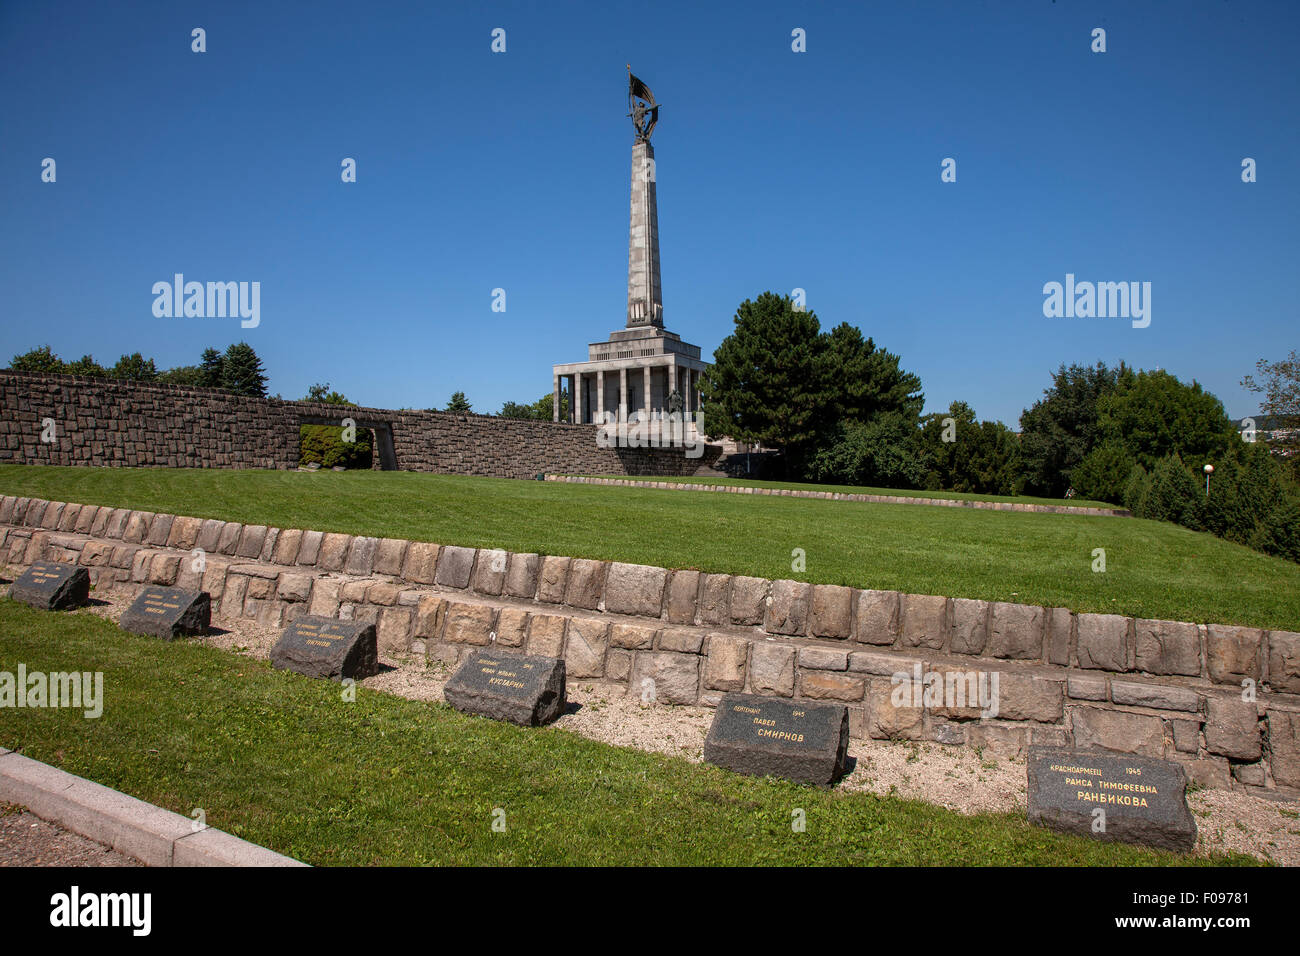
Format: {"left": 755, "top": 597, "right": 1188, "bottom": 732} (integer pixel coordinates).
{"left": 9, "top": 345, "right": 64, "bottom": 373}
{"left": 199, "top": 347, "right": 225, "bottom": 388}
{"left": 159, "top": 365, "right": 206, "bottom": 386}
{"left": 1097, "top": 369, "right": 1235, "bottom": 471}
{"left": 221, "top": 342, "right": 267, "bottom": 397}
{"left": 1242, "top": 349, "right": 1300, "bottom": 478}
{"left": 445, "top": 391, "right": 472, "bottom": 413}
{"left": 823, "top": 322, "right": 923, "bottom": 423}
{"left": 1018, "top": 361, "right": 1133, "bottom": 497}
{"left": 1069, "top": 440, "right": 1137, "bottom": 504}
{"left": 304, "top": 383, "right": 353, "bottom": 405}
{"left": 64, "top": 354, "right": 107, "bottom": 378}
{"left": 700, "top": 292, "right": 834, "bottom": 473}
{"left": 110, "top": 352, "right": 159, "bottom": 382}
{"left": 806, "top": 411, "right": 924, "bottom": 489}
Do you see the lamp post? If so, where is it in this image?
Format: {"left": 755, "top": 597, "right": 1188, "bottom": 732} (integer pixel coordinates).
{"left": 1203, "top": 463, "right": 1214, "bottom": 496}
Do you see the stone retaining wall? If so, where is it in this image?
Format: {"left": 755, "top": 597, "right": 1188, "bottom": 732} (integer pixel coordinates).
{"left": 3, "top": 493, "right": 1298, "bottom": 796}
{"left": 545, "top": 475, "right": 1132, "bottom": 517}
{"left": 0, "top": 371, "right": 717, "bottom": 477}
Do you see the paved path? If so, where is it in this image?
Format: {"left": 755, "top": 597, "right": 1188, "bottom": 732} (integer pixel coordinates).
{"left": 1, "top": 803, "right": 140, "bottom": 867}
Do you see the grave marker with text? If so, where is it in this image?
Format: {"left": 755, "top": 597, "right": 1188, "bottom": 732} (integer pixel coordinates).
{"left": 443, "top": 650, "right": 566, "bottom": 726}
{"left": 119, "top": 586, "right": 210, "bottom": 639}
{"left": 9, "top": 561, "right": 90, "bottom": 611}
{"left": 704, "top": 692, "right": 850, "bottom": 785}
{"left": 270, "top": 615, "right": 379, "bottom": 681}
{"left": 1027, "top": 747, "right": 1196, "bottom": 852}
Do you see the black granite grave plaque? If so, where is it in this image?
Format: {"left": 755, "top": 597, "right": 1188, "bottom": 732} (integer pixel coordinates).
{"left": 119, "top": 586, "right": 210, "bottom": 639}
{"left": 9, "top": 561, "right": 90, "bottom": 611}
{"left": 1027, "top": 747, "right": 1196, "bottom": 852}
{"left": 443, "top": 650, "right": 566, "bottom": 726}
{"left": 704, "top": 692, "right": 849, "bottom": 785}
{"left": 269, "top": 615, "right": 379, "bottom": 680}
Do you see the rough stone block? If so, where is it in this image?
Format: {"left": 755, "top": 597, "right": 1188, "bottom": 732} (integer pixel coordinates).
{"left": 401, "top": 541, "right": 438, "bottom": 584}
{"left": 1134, "top": 619, "right": 1201, "bottom": 677}
{"left": 603, "top": 562, "right": 667, "bottom": 617}
{"left": 1076, "top": 613, "right": 1130, "bottom": 671}
{"left": 1267, "top": 708, "right": 1300, "bottom": 789}
{"left": 996, "top": 674, "right": 1064, "bottom": 723}
{"left": 1203, "top": 696, "right": 1261, "bottom": 761}
{"left": 799, "top": 646, "right": 849, "bottom": 671}
{"left": 564, "top": 617, "right": 608, "bottom": 678}
{"left": 372, "top": 538, "right": 408, "bottom": 576}
{"left": 504, "top": 552, "right": 540, "bottom": 598}
{"left": 798, "top": 671, "right": 865, "bottom": 702}
{"left": 317, "top": 533, "right": 351, "bottom": 571}
{"left": 949, "top": 598, "right": 988, "bottom": 655}
{"left": 704, "top": 635, "right": 748, "bottom": 691}
{"left": 472, "top": 549, "right": 508, "bottom": 596}
{"left": 1070, "top": 706, "right": 1164, "bottom": 757}
{"left": 527, "top": 613, "right": 567, "bottom": 658}
{"left": 900, "top": 593, "right": 948, "bottom": 649}
{"left": 1110, "top": 680, "right": 1200, "bottom": 712}
{"left": 377, "top": 607, "right": 413, "bottom": 655}
{"left": 494, "top": 607, "right": 529, "bottom": 648}
{"left": 564, "top": 558, "right": 607, "bottom": 610}
{"left": 854, "top": 589, "right": 900, "bottom": 645}
{"left": 657, "top": 627, "right": 704, "bottom": 654}
{"left": 697, "top": 574, "right": 730, "bottom": 625}
{"left": 748, "top": 642, "right": 796, "bottom": 697}
{"left": 986, "top": 602, "right": 1044, "bottom": 660}
{"left": 610, "top": 623, "right": 656, "bottom": 649}
{"left": 443, "top": 602, "right": 495, "bottom": 646}
{"left": 808, "top": 585, "right": 853, "bottom": 640}
{"left": 536, "top": 555, "right": 570, "bottom": 603}
{"left": 665, "top": 570, "right": 700, "bottom": 624}
{"left": 628, "top": 651, "right": 700, "bottom": 705}
{"left": 866, "top": 678, "right": 924, "bottom": 740}
{"left": 1205, "top": 625, "right": 1263, "bottom": 686}
{"left": 728, "top": 576, "right": 768, "bottom": 626}
{"left": 1267, "top": 631, "right": 1300, "bottom": 695}
{"left": 766, "top": 579, "right": 811, "bottom": 636}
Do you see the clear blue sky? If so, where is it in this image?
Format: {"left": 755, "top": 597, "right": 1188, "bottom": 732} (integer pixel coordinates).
{"left": 2, "top": 0, "right": 1296, "bottom": 424}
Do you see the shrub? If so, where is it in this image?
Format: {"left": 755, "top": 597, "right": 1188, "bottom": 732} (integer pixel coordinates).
{"left": 299, "top": 424, "right": 372, "bottom": 469}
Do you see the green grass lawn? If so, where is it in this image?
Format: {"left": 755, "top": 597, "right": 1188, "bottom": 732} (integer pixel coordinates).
{"left": 0, "top": 600, "right": 1251, "bottom": 866}
{"left": 569, "top": 473, "right": 1117, "bottom": 509}
{"left": 2, "top": 464, "right": 1298, "bottom": 630}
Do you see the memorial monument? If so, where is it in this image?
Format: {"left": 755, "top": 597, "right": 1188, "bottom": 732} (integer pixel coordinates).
{"left": 552, "top": 70, "right": 709, "bottom": 428}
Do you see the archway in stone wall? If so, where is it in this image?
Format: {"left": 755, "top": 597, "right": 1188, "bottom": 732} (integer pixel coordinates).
{"left": 298, "top": 414, "right": 398, "bottom": 470}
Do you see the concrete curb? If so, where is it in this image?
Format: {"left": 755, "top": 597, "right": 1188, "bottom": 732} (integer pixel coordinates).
{"left": 0, "top": 747, "right": 307, "bottom": 867}
{"left": 543, "top": 474, "right": 1133, "bottom": 517}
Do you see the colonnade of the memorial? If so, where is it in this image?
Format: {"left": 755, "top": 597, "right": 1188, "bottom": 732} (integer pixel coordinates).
{"left": 552, "top": 364, "right": 700, "bottom": 424}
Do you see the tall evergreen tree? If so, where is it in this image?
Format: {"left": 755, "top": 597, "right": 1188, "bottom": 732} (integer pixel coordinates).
{"left": 699, "top": 292, "right": 834, "bottom": 471}
{"left": 221, "top": 342, "right": 267, "bottom": 397}
{"left": 199, "top": 347, "right": 225, "bottom": 388}
{"left": 446, "top": 391, "right": 472, "bottom": 413}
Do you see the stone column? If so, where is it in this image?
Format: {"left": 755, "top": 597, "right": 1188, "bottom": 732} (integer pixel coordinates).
{"left": 553, "top": 374, "right": 560, "bottom": 422}
{"left": 619, "top": 368, "right": 628, "bottom": 423}
{"left": 596, "top": 370, "right": 605, "bottom": 424}
{"left": 627, "top": 141, "right": 663, "bottom": 330}
{"left": 570, "top": 375, "right": 578, "bottom": 423}
{"left": 668, "top": 363, "right": 677, "bottom": 408}
{"left": 642, "top": 366, "right": 652, "bottom": 419}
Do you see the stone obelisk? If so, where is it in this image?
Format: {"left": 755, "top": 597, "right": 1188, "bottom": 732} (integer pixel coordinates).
{"left": 627, "top": 139, "right": 663, "bottom": 328}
